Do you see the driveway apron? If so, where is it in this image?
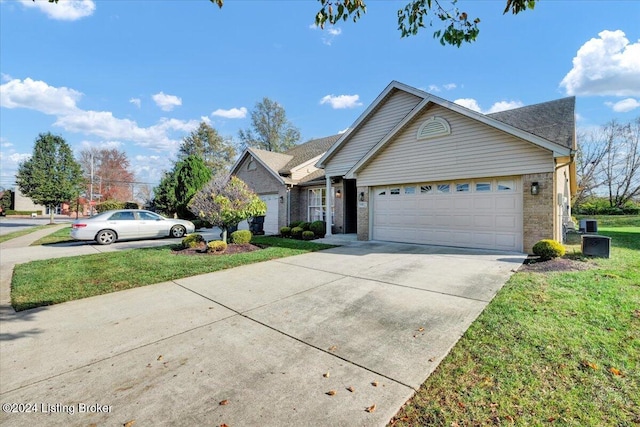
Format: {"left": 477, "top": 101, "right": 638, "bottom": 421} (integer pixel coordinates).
{"left": 0, "top": 241, "right": 525, "bottom": 426}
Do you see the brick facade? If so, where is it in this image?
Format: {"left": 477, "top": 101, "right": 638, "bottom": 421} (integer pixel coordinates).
{"left": 522, "top": 172, "right": 555, "bottom": 253}
{"left": 356, "top": 186, "right": 369, "bottom": 240}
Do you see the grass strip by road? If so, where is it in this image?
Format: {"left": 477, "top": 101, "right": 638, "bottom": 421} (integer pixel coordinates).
{"left": 30, "top": 224, "right": 72, "bottom": 245}
{"left": 0, "top": 224, "right": 60, "bottom": 245}
{"left": 11, "top": 236, "right": 335, "bottom": 311}
{"left": 391, "top": 225, "right": 640, "bottom": 426}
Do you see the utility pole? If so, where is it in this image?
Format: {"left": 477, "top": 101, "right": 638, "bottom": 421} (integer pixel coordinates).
{"left": 90, "top": 152, "right": 94, "bottom": 216}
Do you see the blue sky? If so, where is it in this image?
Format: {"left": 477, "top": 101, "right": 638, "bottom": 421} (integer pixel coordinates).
{"left": 1, "top": 0, "right": 639, "bottom": 192}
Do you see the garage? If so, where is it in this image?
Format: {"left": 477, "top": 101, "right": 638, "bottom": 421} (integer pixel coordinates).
{"left": 260, "top": 194, "right": 280, "bottom": 235}
{"left": 372, "top": 177, "right": 523, "bottom": 251}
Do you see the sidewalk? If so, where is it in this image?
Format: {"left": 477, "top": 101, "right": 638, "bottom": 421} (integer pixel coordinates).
{"left": 0, "top": 224, "right": 78, "bottom": 316}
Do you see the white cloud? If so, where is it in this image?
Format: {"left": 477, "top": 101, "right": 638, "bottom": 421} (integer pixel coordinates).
{"left": 212, "top": 107, "right": 248, "bottom": 119}
{"left": 309, "top": 23, "right": 342, "bottom": 45}
{"left": 152, "top": 91, "right": 182, "bottom": 111}
{"left": 453, "top": 98, "right": 482, "bottom": 112}
{"left": 1, "top": 73, "right": 12, "bottom": 83}
{"left": 486, "top": 100, "right": 524, "bottom": 113}
{"left": 200, "top": 116, "right": 211, "bottom": 125}
{"left": 605, "top": 98, "right": 640, "bottom": 112}
{"left": 427, "top": 83, "right": 457, "bottom": 93}
{"left": 80, "top": 140, "right": 122, "bottom": 150}
{"left": 560, "top": 30, "right": 640, "bottom": 96}
{"left": 129, "top": 98, "right": 141, "bottom": 108}
{"left": 443, "top": 83, "right": 457, "bottom": 90}
{"left": 19, "top": 0, "right": 95, "bottom": 21}
{"left": 453, "top": 98, "right": 523, "bottom": 114}
{"left": 320, "top": 94, "right": 363, "bottom": 109}
{"left": 0, "top": 77, "right": 81, "bottom": 115}
{"left": 428, "top": 85, "right": 441, "bottom": 93}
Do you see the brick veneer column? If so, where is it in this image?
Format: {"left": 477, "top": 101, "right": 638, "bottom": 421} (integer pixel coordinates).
{"left": 356, "top": 186, "right": 369, "bottom": 241}
{"left": 522, "top": 172, "right": 555, "bottom": 253}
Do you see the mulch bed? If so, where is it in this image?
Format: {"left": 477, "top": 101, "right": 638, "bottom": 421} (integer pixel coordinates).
{"left": 172, "top": 243, "right": 262, "bottom": 256}
{"left": 518, "top": 256, "right": 594, "bottom": 273}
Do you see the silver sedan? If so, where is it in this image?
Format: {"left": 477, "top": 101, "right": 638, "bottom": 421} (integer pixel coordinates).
{"left": 71, "top": 209, "right": 195, "bottom": 245}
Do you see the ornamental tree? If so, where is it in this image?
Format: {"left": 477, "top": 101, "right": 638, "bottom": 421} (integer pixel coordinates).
{"left": 16, "top": 132, "right": 83, "bottom": 224}
{"left": 188, "top": 175, "right": 267, "bottom": 243}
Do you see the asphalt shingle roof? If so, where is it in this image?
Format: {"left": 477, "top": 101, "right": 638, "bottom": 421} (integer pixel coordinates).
{"left": 280, "top": 134, "right": 342, "bottom": 174}
{"left": 487, "top": 96, "right": 576, "bottom": 149}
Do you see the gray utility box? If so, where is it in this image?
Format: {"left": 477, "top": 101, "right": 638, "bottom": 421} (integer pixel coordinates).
{"left": 582, "top": 235, "right": 611, "bottom": 258}
{"left": 579, "top": 219, "right": 598, "bottom": 233}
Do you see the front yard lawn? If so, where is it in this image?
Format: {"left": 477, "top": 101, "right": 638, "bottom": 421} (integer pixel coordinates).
{"left": 11, "top": 236, "right": 335, "bottom": 311}
{"left": 391, "top": 225, "right": 640, "bottom": 426}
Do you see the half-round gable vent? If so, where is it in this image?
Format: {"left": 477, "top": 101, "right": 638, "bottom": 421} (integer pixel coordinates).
{"left": 417, "top": 116, "right": 451, "bottom": 140}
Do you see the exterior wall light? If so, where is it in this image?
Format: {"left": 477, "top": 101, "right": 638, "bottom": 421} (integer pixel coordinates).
{"left": 336, "top": 189, "right": 342, "bottom": 198}
{"left": 359, "top": 192, "right": 365, "bottom": 202}
{"left": 279, "top": 195, "right": 284, "bottom": 203}
{"left": 531, "top": 182, "right": 539, "bottom": 195}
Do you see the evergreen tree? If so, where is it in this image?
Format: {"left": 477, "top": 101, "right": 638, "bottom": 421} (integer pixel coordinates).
{"left": 16, "top": 132, "right": 83, "bottom": 223}
{"left": 178, "top": 122, "right": 236, "bottom": 176}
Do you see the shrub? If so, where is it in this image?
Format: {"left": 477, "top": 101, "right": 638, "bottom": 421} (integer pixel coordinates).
{"left": 291, "top": 226, "right": 304, "bottom": 238}
{"left": 309, "top": 220, "right": 326, "bottom": 237}
{"left": 532, "top": 239, "right": 565, "bottom": 260}
{"left": 230, "top": 229, "right": 252, "bottom": 244}
{"left": 280, "top": 226, "right": 291, "bottom": 237}
{"left": 288, "top": 221, "right": 303, "bottom": 228}
{"left": 299, "top": 222, "right": 311, "bottom": 231}
{"left": 123, "top": 202, "right": 139, "bottom": 209}
{"left": 182, "top": 233, "right": 205, "bottom": 249}
{"left": 302, "top": 230, "right": 315, "bottom": 240}
{"left": 96, "top": 199, "right": 124, "bottom": 213}
{"left": 207, "top": 240, "right": 227, "bottom": 253}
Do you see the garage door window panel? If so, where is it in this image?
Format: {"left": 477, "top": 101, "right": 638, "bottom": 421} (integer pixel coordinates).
{"left": 436, "top": 184, "right": 450, "bottom": 193}
{"left": 475, "top": 182, "right": 492, "bottom": 192}
{"left": 498, "top": 180, "right": 515, "bottom": 191}
{"left": 420, "top": 185, "right": 433, "bottom": 194}
{"left": 456, "top": 183, "right": 470, "bottom": 192}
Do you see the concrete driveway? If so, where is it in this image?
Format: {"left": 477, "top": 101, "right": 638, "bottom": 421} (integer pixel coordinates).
{"left": 0, "top": 240, "right": 525, "bottom": 426}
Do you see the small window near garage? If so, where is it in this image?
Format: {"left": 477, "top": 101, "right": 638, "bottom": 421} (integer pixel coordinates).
{"left": 377, "top": 190, "right": 386, "bottom": 196}
{"left": 404, "top": 186, "right": 416, "bottom": 195}
{"left": 247, "top": 159, "right": 256, "bottom": 171}
{"left": 417, "top": 116, "right": 451, "bottom": 140}
{"left": 498, "top": 180, "right": 515, "bottom": 191}
{"left": 437, "top": 184, "right": 450, "bottom": 193}
{"left": 456, "top": 183, "right": 470, "bottom": 192}
{"left": 420, "top": 185, "right": 433, "bottom": 194}
{"left": 390, "top": 187, "right": 400, "bottom": 195}
{"left": 475, "top": 182, "right": 491, "bottom": 192}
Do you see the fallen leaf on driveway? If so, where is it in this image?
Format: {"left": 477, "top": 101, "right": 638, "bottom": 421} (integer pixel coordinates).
{"left": 326, "top": 390, "right": 336, "bottom": 396}
{"left": 365, "top": 404, "right": 376, "bottom": 413}
{"left": 328, "top": 345, "right": 337, "bottom": 352}
{"left": 323, "top": 371, "right": 330, "bottom": 378}
{"left": 371, "top": 381, "right": 378, "bottom": 387}
{"left": 418, "top": 327, "right": 424, "bottom": 332}
{"left": 157, "top": 355, "right": 163, "bottom": 361}
{"left": 347, "top": 386, "right": 355, "bottom": 393}
{"left": 123, "top": 420, "right": 136, "bottom": 427}
{"left": 219, "top": 400, "right": 229, "bottom": 406}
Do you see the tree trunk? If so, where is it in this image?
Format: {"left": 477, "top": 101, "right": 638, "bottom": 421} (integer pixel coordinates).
{"left": 49, "top": 205, "right": 55, "bottom": 224}
{"left": 221, "top": 226, "right": 228, "bottom": 243}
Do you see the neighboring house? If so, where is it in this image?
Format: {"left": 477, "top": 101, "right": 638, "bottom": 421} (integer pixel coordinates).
{"left": 315, "top": 81, "right": 576, "bottom": 254}
{"left": 13, "top": 187, "right": 46, "bottom": 215}
{"left": 230, "top": 134, "right": 341, "bottom": 235}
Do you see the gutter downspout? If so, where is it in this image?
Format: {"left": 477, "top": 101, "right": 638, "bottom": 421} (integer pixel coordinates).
{"left": 325, "top": 176, "right": 332, "bottom": 237}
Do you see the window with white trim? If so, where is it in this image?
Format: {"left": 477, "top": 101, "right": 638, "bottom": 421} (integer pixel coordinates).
{"left": 456, "top": 183, "right": 470, "bottom": 192}
{"left": 420, "top": 185, "right": 433, "bottom": 194}
{"left": 436, "top": 184, "right": 450, "bottom": 193}
{"left": 390, "top": 187, "right": 400, "bottom": 195}
{"left": 404, "top": 186, "right": 416, "bottom": 195}
{"left": 475, "top": 182, "right": 491, "bottom": 192}
{"left": 497, "top": 179, "right": 515, "bottom": 191}
{"left": 308, "top": 188, "right": 334, "bottom": 224}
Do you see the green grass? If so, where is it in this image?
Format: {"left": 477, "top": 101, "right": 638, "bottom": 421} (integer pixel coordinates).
{"left": 11, "top": 236, "right": 336, "bottom": 311}
{"left": 391, "top": 225, "right": 640, "bottom": 426}
{"left": 574, "top": 214, "right": 640, "bottom": 228}
{"left": 30, "top": 224, "right": 73, "bottom": 245}
{"left": 0, "top": 224, "right": 60, "bottom": 244}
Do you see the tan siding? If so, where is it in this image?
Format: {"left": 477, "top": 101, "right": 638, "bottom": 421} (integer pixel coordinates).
{"left": 325, "top": 90, "right": 422, "bottom": 176}
{"left": 357, "top": 105, "right": 554, "bottom": 187}
{"left": 291, "top": 165, "right": 320, "bottom": 181}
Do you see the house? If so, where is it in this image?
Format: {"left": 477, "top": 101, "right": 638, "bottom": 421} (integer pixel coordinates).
{"left": 317, "top": 81, "right": 576, "bottom": 254}
{"left": 233, "top": 81, "right": 577, "bottom": 254}
{"left": 230, "top": 134, "right": 342, "bottom": 235}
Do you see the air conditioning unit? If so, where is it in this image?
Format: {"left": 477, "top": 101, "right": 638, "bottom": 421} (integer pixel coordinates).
{"left": 579, "top": 219, "right": 598, "bottom": 233}
{"left": 582, "top": 235, "right": 611, "bottom": 258}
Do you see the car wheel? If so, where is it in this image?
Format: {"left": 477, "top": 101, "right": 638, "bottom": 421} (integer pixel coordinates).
{"left": 170, "top": 225, "right": 186, "bottom": 238}
{"left": 95, "top": 229, "right": 116, "bottom": 245}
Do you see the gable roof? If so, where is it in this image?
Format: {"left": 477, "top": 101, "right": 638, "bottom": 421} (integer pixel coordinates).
{"left": 318, "top": 81, "right": 576, "bottom": 173}
{"left": 280, "top": 134, "right": 341, "bottom": 174}
{"left": 229, "top": 134, "right": 343, "bottom": 186}
{"left": 488, "top": 96, "right": 576, "bottom": 149}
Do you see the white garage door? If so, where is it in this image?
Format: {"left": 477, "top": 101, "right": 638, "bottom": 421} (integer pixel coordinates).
{"left": 372, "top": 177, "right": 522, "bottom": 251}
{"left": 236, "top": 193, "right": 279, "bottom": 235}
{"left": 260, "top": 194, "right": 279, "bottom": 235}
